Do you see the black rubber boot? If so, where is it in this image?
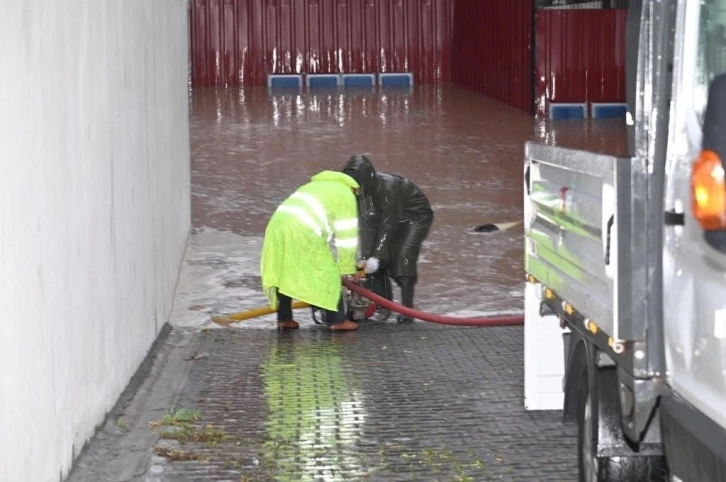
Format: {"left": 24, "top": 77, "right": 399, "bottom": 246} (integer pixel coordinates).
{"left": 397, "top": 277, "right": 416, "bottom": 324}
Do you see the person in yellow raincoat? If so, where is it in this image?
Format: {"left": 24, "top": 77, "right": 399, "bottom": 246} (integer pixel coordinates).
{"left": 260, "top": 170, "right": 362, "bottom": 331}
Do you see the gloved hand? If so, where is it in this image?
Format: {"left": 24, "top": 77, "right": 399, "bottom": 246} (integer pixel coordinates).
{"left": 363, "top": 257, "right": 380, "bottom": 274}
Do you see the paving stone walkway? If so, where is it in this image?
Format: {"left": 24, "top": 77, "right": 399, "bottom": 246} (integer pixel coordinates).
{"left": 144, "top": 322, "right": 577, "bottom": 481}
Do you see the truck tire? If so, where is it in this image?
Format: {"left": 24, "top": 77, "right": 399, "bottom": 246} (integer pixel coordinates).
{"left": 576, "top": 366, "right": 668, "bottom": 481}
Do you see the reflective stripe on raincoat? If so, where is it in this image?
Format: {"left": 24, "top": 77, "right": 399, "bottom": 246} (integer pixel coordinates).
{"left": 260, "top": 171, "right": 360, "bottom": 312}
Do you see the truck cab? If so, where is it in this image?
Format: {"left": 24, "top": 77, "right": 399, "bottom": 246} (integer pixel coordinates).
{"left": 523, "top": 0, "right": 726, "bottom": 480}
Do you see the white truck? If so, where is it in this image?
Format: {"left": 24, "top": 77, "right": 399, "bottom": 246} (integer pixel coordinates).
{"left": 523, "top": 0, "right": 726, "bottom": 480}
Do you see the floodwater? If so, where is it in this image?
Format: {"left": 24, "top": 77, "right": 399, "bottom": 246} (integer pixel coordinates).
{"left": 171, "top": 84, "right": 627, "bottom": 329}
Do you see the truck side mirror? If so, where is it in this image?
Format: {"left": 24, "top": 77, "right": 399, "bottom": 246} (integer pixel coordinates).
{"left": 691, "top": 73, "right": 726, "bottom": 251}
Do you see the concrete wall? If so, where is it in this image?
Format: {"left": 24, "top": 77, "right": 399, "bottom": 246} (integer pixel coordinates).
{"left": 0, "top": 1, "right": 191, "bottom": 481}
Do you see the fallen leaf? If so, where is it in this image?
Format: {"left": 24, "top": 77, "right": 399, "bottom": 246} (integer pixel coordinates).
{"left": 185, "top": 352, "right": 210, "bottom": 361}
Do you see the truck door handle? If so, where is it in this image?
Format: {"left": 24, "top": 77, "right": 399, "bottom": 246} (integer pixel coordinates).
{"left": 605, "top": 215, "right": 614, "bottom": 265}
{"left": 664, "top": 210, "right": 685, "bottom": 226}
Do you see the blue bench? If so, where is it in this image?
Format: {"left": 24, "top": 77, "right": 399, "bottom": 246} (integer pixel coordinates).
{"left": 378, "top": 73, "right": 413, "bottom": 87}
{"left": 549, "top": 103, "right": 588, "bottom": 121}
{"left": 267, "top": 74, "right": 303, "bottom": 89}
{"left": 591, "top": 103, "right": 628, "bottom": 119}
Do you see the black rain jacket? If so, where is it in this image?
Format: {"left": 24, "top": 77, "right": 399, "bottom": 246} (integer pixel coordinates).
{"left": 343, "top": 155, "right": 433, "bottom": 278}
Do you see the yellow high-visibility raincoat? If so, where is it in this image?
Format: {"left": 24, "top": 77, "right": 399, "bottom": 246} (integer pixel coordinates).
{"left": 260, "top": 171, "right": 360, "bottom": 312}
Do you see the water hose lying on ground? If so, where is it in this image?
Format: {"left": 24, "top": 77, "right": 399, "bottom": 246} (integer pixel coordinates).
{"left": 212, "top": 219, "right": 525, "bottom": 327}
{"left": 342, "top": 280, "right": 524, "bottom": 327}
{"left": 211, "top": 301, "right": 310, "bottom": 326}
{"left": 211, "top": 284, "right": 524, "bottom": 328}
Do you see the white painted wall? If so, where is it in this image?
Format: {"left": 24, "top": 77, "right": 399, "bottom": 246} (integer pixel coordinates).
{"left": 0, "top": 1, "right": 191, "bottom": 481}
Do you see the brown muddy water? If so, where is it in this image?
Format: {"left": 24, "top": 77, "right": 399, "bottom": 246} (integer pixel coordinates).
{"left": 176, "top": 84, "right": 627, "bottom": 328}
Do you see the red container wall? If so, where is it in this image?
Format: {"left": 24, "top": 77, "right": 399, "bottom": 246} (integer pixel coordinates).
{"left": 450, "top": 0, "right": 534, "bottom": 114}
{"left": 535, "top": 9, "right": 627, "bottom": 116}
{"left": 190, "top": 0, "right": 454, "bottom": 87}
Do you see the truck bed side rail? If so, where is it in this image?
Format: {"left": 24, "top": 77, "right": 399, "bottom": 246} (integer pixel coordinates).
{"left": 524, "top": 141, "right": 647, "bottom": 349}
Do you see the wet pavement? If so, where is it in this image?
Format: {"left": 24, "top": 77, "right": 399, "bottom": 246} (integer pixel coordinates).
{"left": 153, "top": 324, "right": 574, "bottom": 481}
{"left": 69, "top": 85, "right": 628, "bottom": 481}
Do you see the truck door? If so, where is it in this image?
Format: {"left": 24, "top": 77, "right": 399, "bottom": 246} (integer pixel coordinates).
{"left": 662, "top": 0, "right": 726, "bottom": 437}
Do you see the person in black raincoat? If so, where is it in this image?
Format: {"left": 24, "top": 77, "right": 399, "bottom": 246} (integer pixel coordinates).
{"left": 342, "top": 155, "right": 434, "bottom": 323}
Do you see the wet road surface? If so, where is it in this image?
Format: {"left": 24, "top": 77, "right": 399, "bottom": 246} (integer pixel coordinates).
{"left": 157, "top": 324, "right": 576, "bottom": 481}
{"left": 70, "top": 84, "right": 627, "bottom": 481}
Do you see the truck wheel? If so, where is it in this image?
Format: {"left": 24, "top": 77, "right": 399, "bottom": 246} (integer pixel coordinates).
{"left": 576, "top": 367, "right": 668, "bottom": 481}
{"left": 578, "top": 381, "right": 599, "bottom": 482}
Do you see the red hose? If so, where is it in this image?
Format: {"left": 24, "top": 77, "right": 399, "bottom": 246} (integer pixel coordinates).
{"left": 342, "top": 279, "right": 524, "bottom": 327}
